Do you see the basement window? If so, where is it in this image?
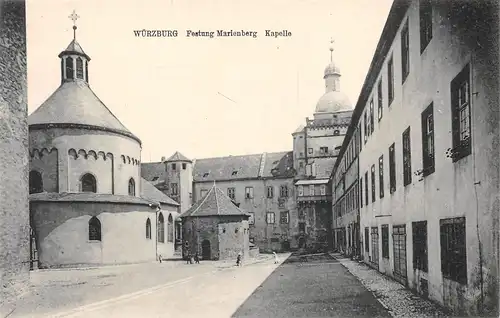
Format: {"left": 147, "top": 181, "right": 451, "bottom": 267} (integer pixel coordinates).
{"left": 440, "top": 217, "right": 466, "bottom": 284}
{"left": 232, "top": 171, "right": 238, "bottom": 176}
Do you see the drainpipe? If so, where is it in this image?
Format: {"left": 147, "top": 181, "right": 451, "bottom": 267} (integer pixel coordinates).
{"left": 151, "top": 203, "right": 161, "bottom": 262}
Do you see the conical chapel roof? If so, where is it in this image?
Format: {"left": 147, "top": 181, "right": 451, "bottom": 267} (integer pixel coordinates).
{"left": 179, "top": 183, "right": 249, "bottom": 218}
{"left": 29, "top": 37, "right": 140, "bottom": 143}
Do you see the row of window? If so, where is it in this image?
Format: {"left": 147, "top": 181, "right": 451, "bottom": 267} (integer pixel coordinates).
{"left": 29, "top": 171, "right": 137, "bottom": 196}
{"left": 362, "top": 0, "right": 433, "bottom": 147}
{"left": 363, "top": 216, "right": 466, "bottom": 285}
{"left": 245, "top": 211, "right": 290, "bottom": 225}
{"left": 171, "top": 163, "right": 187, "bottom": 171}
{"left": 62, "top": 56, "right": 88, "bottom": 81}
{"left": 334, "top": 182, "right": 359, "bottom": 218}
{"left": 297, "top": 184, "right": 326, "bottom": 197}
{"left": 88, "top": 213, "right": 174, "bottom": 243}
{"left": 333, "top": 62, "right": 472, "bottom": 214}
{"left": 199, "top": 185, "right": 290, "bottom": 200}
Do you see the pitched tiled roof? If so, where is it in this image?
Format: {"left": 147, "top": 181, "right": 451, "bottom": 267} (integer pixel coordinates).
{"left": 29, "top": 192, "right": 154, "bottom": 206}
{"left": 140, "top": 178, "right": 179, "bottom": 206}
{"left": 180, "top": 184, "right": 248, "bottom": 218}
{"left": 28, "top": 81, "right": 138, "bottom": 140}
{"left": 141, "top": 162, "right": 165, "bottom": 185}
{"left": 193, "top": 154, "right": 263, "bottom": 182}
{"left": 166, "top": 151, "right": 191, "bottom": 162}
{"left": 60, "top": 39, "right": 90, "bottom": 60}
{"left": 261, "top": 151, "right": 295, "bottom": 178}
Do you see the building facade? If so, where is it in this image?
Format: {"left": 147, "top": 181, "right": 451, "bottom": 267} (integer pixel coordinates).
{"left": 331, "top": 0, "right": 499, "bottom": 316}
{"left": 0, "top": 0, "right": 30, "bottom": 306}
{"left": 142, "top": 49, "right": 354, "bottom": 253}
{"left": 28, "top": 20, "right": 180, "bottom": 268}
{"left": 293, "top": 46, "right": 353, "bottom": 250}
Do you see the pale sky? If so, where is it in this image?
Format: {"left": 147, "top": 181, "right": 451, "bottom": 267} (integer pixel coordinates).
{"left": 26, "top": 0, "right": 393, "bottom": 162}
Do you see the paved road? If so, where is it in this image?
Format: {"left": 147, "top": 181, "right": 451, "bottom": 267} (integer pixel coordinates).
{"left": 232, "top": 253, "right": 391, "bottom": 318}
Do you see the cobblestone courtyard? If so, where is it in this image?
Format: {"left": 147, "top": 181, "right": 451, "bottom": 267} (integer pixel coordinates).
{"left": 3, "top": 253, "right": 455, "bottom": 317}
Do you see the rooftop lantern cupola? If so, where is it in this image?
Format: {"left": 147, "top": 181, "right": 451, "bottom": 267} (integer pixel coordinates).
{"left": 58, "top": 10, "right": 91, "bottom": 84}
{"left": 324, "top": 38, "right": 341, "bottom": 93}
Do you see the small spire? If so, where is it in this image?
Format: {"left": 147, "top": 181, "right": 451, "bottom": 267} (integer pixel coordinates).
{"left": 329, "top": 38, "right": 335, "bottom": 62}
{"left": 68, "top": 10, "right": 80, "bottom": 40}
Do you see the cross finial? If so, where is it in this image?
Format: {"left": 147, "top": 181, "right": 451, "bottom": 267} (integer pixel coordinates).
{"left": 68, "top": 10, "right": 80, "bottom": 40}
{"left": 329, "top": 38, "right": 335, "bottom": 62}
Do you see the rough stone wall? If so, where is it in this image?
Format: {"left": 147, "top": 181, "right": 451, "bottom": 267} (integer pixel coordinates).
{"left": 218, "top": 218, "right": 249, "bottom": 260}
{"left": 0, "top": 0, "right": 29, "bottom": 308}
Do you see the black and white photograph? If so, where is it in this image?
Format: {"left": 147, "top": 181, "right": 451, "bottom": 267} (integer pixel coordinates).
{"left": 0, "top": 0, "right": 499, "bottom": 317}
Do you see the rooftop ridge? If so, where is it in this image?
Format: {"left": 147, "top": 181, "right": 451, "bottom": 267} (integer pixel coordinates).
{"left": 190, "top": 186, "right": 213, "bottom": 217}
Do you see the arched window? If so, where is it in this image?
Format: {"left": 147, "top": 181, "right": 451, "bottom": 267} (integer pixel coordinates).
{"left": 89, "top": 216, "right": 101, "bottom": 241}
{"left": 158, "top": 212, "right": 165, "bottom": 243}
{"left": 66, "top": 57, "right": 74, "bottom": 80}
{"left": 167, "top": 214, "right": 173, "bottom": 242}
{"left": 128, "top": 178, "right": 135, "bottom": 196}
{"left": 76, "top": 57, "right": 84, "bottom": 79}
{"left": 81, "top": 173, "right": 97, "bottom": 193}
{"left": 146, "top": 218, "right": 151, "bottom": 239}
{"left": 29, "top": 170, "right": 43, "bottom": 194}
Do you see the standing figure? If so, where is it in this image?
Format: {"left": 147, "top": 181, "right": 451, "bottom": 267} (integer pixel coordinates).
{"left": 273, "top": 252, "right": 280, "bottom": 264}
{"left": 236, "top": 252, "right": 242, "bottom": 267}
{"left": 194, "top": 252, "right": 200, "bottom": 264}
{"left": 186, "top": 251, "right": 191, "bottom": 264}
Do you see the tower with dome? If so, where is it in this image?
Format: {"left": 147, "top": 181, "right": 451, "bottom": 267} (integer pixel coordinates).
{"left": 291, "top": 40, "right": 353, "bottom": 250}
{"left": 27, "top": 12, "right": 180, "bottom": 268}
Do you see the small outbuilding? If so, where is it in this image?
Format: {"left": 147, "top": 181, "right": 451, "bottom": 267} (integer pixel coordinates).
{"left": 179, "top": 183, "right": 250, "bottom": 261}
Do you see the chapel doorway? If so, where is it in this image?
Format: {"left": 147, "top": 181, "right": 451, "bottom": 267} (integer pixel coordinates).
{"left": 201, "top": 239, "right": 211, "bottom": 260}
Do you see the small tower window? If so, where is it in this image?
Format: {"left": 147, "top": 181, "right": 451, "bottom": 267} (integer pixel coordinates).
{"left": 89, "top": 216, "right": 101, "bottom": 241}
{"left": 29, "top": 170, "right": 43, "bottom": 194}
{"left": 85, "top": 60, "right": 89, "bottom": 82}
{"left": 76, "top": 57, "right": 84, "bottom": 79}
{"left": 182, "top": 163, "right": 187, "bottom": 170}
{"left": 172, "top": 163, "right": 176, "bottom": 170}
{"left": 81, "top": 173, "right": 97, "bottom": 193}
{"left": 66, "top": 57, "right": 74, "bottom": 80}
{"left": 128, "top": 178, "right": 135, "bottom": 196}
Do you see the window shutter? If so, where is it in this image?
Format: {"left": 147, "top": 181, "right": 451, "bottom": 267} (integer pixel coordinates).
{"left": 421, "top": 110, "right": 429, "bottom": 168}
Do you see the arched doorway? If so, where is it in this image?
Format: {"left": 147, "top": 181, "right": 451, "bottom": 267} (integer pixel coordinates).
{"left": 201, "top": 239, "right": 211, "bottom": 260}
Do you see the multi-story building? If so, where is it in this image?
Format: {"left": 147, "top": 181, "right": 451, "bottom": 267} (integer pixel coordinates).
{"left": 142, "top": 47, "right": 354, "bottom": 253}
{"left": 293, "top": 46, "right": 353, "bottom": 249}
{"left": 331, "top": 0, "right": 499, "bottom": 316}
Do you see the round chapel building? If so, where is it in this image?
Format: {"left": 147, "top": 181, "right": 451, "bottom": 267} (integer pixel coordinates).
{"left": 28, "top": 25, "right": 179, "bottom": 268}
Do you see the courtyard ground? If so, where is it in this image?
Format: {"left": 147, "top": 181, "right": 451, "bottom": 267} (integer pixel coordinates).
{"left": 4, "top": 254, "right": 277, "bottom": 318}
{"left": 4, "top": 252, "right": 454, "bottom": 318}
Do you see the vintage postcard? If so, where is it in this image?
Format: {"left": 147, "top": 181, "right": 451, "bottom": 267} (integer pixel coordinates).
{"left": 0, "top": 0, "right": 499, "bottom": 317}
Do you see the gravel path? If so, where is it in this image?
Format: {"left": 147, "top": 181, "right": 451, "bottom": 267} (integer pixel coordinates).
{"left": 331, "top": 254, "right": 452, "bottom": 318}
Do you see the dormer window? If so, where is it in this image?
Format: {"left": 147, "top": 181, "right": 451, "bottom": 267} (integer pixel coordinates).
{"left": 66, "top": 57, "right": 74, "bottom": 80}
{"left": 85, "top": 60, "right": 88, "bottom": 82}
{"left": 273, "top": 160, "right": 279, "bottom": 165}
{"left": 152, "top": 177, "right": 159, "bottom": 181}
{"left": 203, "top": 172, "right": 209, "bottom": 178}
{"left": 231, "top": 171, "right": 238, "bottom": 176}
{"left": 76, "top": 57, "right": 84, "bottom": 79}
{"left": 334, "top": 130, "right": 340, "bottom": 135}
